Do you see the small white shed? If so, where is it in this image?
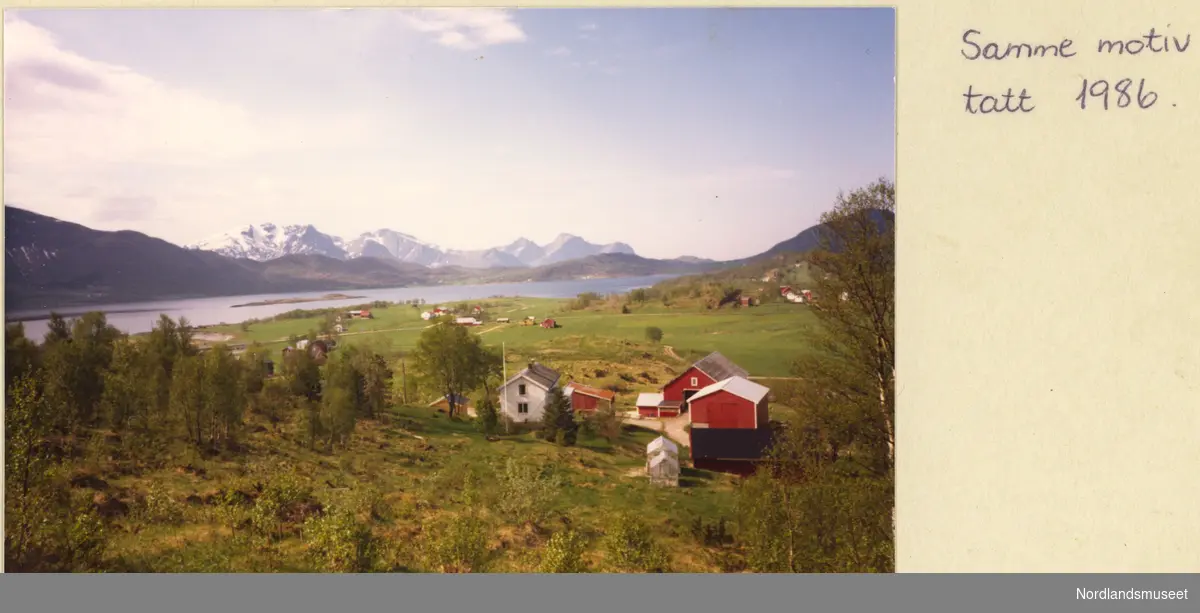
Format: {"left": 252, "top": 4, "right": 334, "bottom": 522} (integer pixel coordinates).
{"left": 647, "top": 449, "right": 680, "bottom": 487}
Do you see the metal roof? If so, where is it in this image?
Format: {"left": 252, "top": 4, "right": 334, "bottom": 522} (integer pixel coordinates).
{"left": 688, "top": 376, "right": 770, "bottom": 404}
{"left": 503, "top": 362, "right": 560, "bottom": 391}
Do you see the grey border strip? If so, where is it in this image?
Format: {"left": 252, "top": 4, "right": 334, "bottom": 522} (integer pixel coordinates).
{"left": 0, "top": 574, "right": 1195, "bottom": 613}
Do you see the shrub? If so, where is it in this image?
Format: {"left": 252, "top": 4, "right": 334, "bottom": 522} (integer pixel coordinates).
{"left": 538, "top": 529, "right": 589, "bottom": 573}
{"left": 495, "top": 458, "right": 562, "bottom": 528}
{"left": 422, "top": 514, "right": 491, "bottom": 573}
{"left": 603, "top": 514, "right": 670, "bottom": 573}
{"left": 303, "top": 506, "right": 379, "bottom": 572}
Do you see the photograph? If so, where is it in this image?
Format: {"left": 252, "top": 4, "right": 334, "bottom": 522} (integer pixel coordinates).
{"left": 4, "top": 7, "right": 896, "bottom": 573}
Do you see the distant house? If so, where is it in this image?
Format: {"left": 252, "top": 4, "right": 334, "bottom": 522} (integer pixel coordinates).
{"left": 455, "top": 317, "right": 482, "bottom": 326}
{"left": 779, "top": 286, "right": 792, "bottom": 297}
{"left": 496, "top": 317, "right": 511, "bottom": 323}
{"left": 541, "top": 319, "right": 557, "bottom": 329}
{"left": 334, "top": 324, "right": 345, "bottom": 334}
{"left": 739, "top": 296, "right": 753, "bottom": 307}
{"left": 801, "top": 290, "right": 813, "bottom": 302}
{"left": 688, "top": 376, "right": 770, "bottom": 430}
{"left": 563, "top": 382, "right": 615, "bottom": 414}
{"left": 472, "top": 306, "right": 483, "bottom": 314}
{"left": 429, "top": 393, "right": 475, "bottom": 415}
{"left": 421, "top": 311, "right": 434, "bottom": 321}
{"left": 660, "top": 352, "right": 750, "bottom": 413}
{"left": 498, "top": 362, "right": 562, "bottom": 423}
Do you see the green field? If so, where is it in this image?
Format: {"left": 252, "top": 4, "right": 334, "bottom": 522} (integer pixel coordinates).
{"left": 210, "top": 296, "right": 819, "bottom": 385}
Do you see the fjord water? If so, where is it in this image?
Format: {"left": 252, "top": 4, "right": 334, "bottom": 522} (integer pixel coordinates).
{"left": 9, "top": 275, "right": 678, "bottom": 341}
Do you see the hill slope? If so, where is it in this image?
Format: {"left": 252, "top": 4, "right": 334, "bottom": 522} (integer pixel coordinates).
{"left": 4, "top": 207, "right": 714, "bottom": 311}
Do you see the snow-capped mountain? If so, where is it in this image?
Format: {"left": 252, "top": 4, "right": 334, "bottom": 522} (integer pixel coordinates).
{"left": 344, "top": 229, "right": 444, "bottom": 267}
{"left": 190, "top": 223, "right": 348, "bottom": 261}
{"left": 535, "top": 234, "right": 634, "bottom": 266}
{"left": 190, "top": 224, "right": 641, "bottom": 269}
{"left": 499, "top": 237, "right": 546, "bottom": 266}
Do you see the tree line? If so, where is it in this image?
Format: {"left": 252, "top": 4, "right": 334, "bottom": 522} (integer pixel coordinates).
{"left": 4, "top": 311, "right": 393, "bottom": 571}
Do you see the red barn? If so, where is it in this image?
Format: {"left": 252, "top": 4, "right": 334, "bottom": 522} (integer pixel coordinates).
{"left": 688, "top": 376, "right": 770, "bottom": 430}
{"left": 564, "top": 383, "right": 616, "bottom": 413}
{"left": 541, "top": 318, "right": 557, "bottom": 329}
{"left": 660, "top": 352, "right": 749, "bottom": 412}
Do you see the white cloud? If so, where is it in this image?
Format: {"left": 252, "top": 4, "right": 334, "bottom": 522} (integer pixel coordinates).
{"left": 547, "top": 46, "right": 571, "bottom": 56}
{"left": 580, "top": 23, "right": 598, "bottom": 31}
{"left": 398, "top": 8, "right": 526, "bottom": 51}
{"left": 2, "top": 16, "right": 379, "bottom": 234}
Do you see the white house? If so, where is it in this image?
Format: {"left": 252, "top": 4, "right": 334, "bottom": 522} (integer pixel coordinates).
{"left": 498, "top": 362, "right": 561, "bottom": 423}
{"left": 420, "top": 311, "right": 433, "bottom": 321}
{"left": 455, "top": 317, "right": 481, "bottom": 326}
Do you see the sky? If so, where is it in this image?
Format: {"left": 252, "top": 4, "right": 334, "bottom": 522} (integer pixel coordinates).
{"left": 3, "top": 8, "right": 895, "bottom": 261}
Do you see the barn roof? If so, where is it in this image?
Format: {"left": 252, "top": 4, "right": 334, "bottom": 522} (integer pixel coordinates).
{"left": 689, "top": 376, "right": 769, "bottom": 404}
{"left": 566, "top": 383, "right": 616, "bottom": 401}
{"left": 690, "top": 427, "right": 775, "bottom": 461}
{"left": 504, "top": 362, "right": 560, "bottom": 391}
{"left": 636, "top": 392, "right": 665, "bottom": 407}
{"left": 693, "top": 352, "right": 750, "bottom": 381}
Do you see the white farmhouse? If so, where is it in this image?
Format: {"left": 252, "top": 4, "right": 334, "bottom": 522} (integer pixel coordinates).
{"left": 498, "top": 362, "right": 561, "bottom": 423}
{"left": 420, "top": 311, "right": 433, "bottom": 321}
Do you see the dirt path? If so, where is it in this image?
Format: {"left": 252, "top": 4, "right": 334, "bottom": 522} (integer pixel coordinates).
{"left": 621, "top": 412, "right": 690, "bottom": 447}
{"left": 662, "top": 345, "right": 685, "bottom": 362}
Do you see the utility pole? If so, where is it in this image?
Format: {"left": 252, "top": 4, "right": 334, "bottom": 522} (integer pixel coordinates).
{"left": 400, "top": 355, "right": 408, "bottom": 405}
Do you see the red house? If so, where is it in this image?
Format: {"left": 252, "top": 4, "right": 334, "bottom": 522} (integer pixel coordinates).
{"left": 660, "top": 352, "right": 749, "bottom": 412}
{"left": 564, "top": 383, "right": 616, "bottom": 413}
{"left": 688, "top": 376, "right": 770, "bottom": 430}
{"left": 541, "top": 318, "right": 557, "bottom": 329}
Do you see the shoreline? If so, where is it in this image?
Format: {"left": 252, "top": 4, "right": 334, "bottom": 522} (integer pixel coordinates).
{"left": 230, "top": 293, "right": 367, "bottom": 308}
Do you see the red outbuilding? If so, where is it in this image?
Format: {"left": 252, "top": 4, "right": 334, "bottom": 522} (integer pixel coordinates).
{"left": 688, "top": 376, "right": 770, "bottom": 430}
{"left": 660, "top": 352, "right": 749, "bottom": 412}
{"left": 564, "top": 383, "right": 616, "bottom": 414}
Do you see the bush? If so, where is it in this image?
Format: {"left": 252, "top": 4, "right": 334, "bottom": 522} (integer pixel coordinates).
{"left": 645, "top": 327, "right": 664, "bottom": 343}
{"left": 538, "top": 529, "right": 589, "bottom": 573}
{"left": 603, "top": 514, "right": 670, "bottom": 573}
{"left": 495, "top": 458, "right": 562, "bottom": 528}
{"left": 137, "top": 483, "right": 184, "bottom": 525}
{"left": 303, "top": 506, "right": 379, "bottom": 572}
{"left": 422, "top": 514, "right": 491, "bottom": 573}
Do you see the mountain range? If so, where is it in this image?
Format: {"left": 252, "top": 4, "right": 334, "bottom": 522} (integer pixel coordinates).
{"left": 4, "top": 206, "right": 892, "bottom": 312}
{"left": 191, "top": 223, "right": 640, "bottom": 269}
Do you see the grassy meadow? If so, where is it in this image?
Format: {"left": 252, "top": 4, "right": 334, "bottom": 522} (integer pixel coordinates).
{"left": 90, "top": 404, "right": 742, "bottom": 572}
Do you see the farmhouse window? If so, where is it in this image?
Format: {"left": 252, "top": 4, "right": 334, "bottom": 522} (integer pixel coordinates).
{"left": 518, "top": 384, "right": 527, "bottom": 395}
{"left": 690, "top": 377, "right": 699, "bottom": 387}
{"left": 518, "top": 403, "right": 529, "bottom": 414}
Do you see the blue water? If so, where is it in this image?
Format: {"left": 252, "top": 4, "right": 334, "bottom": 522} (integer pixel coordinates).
{"left": 8, "top": 275, "right": 678, "bottom": 341}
